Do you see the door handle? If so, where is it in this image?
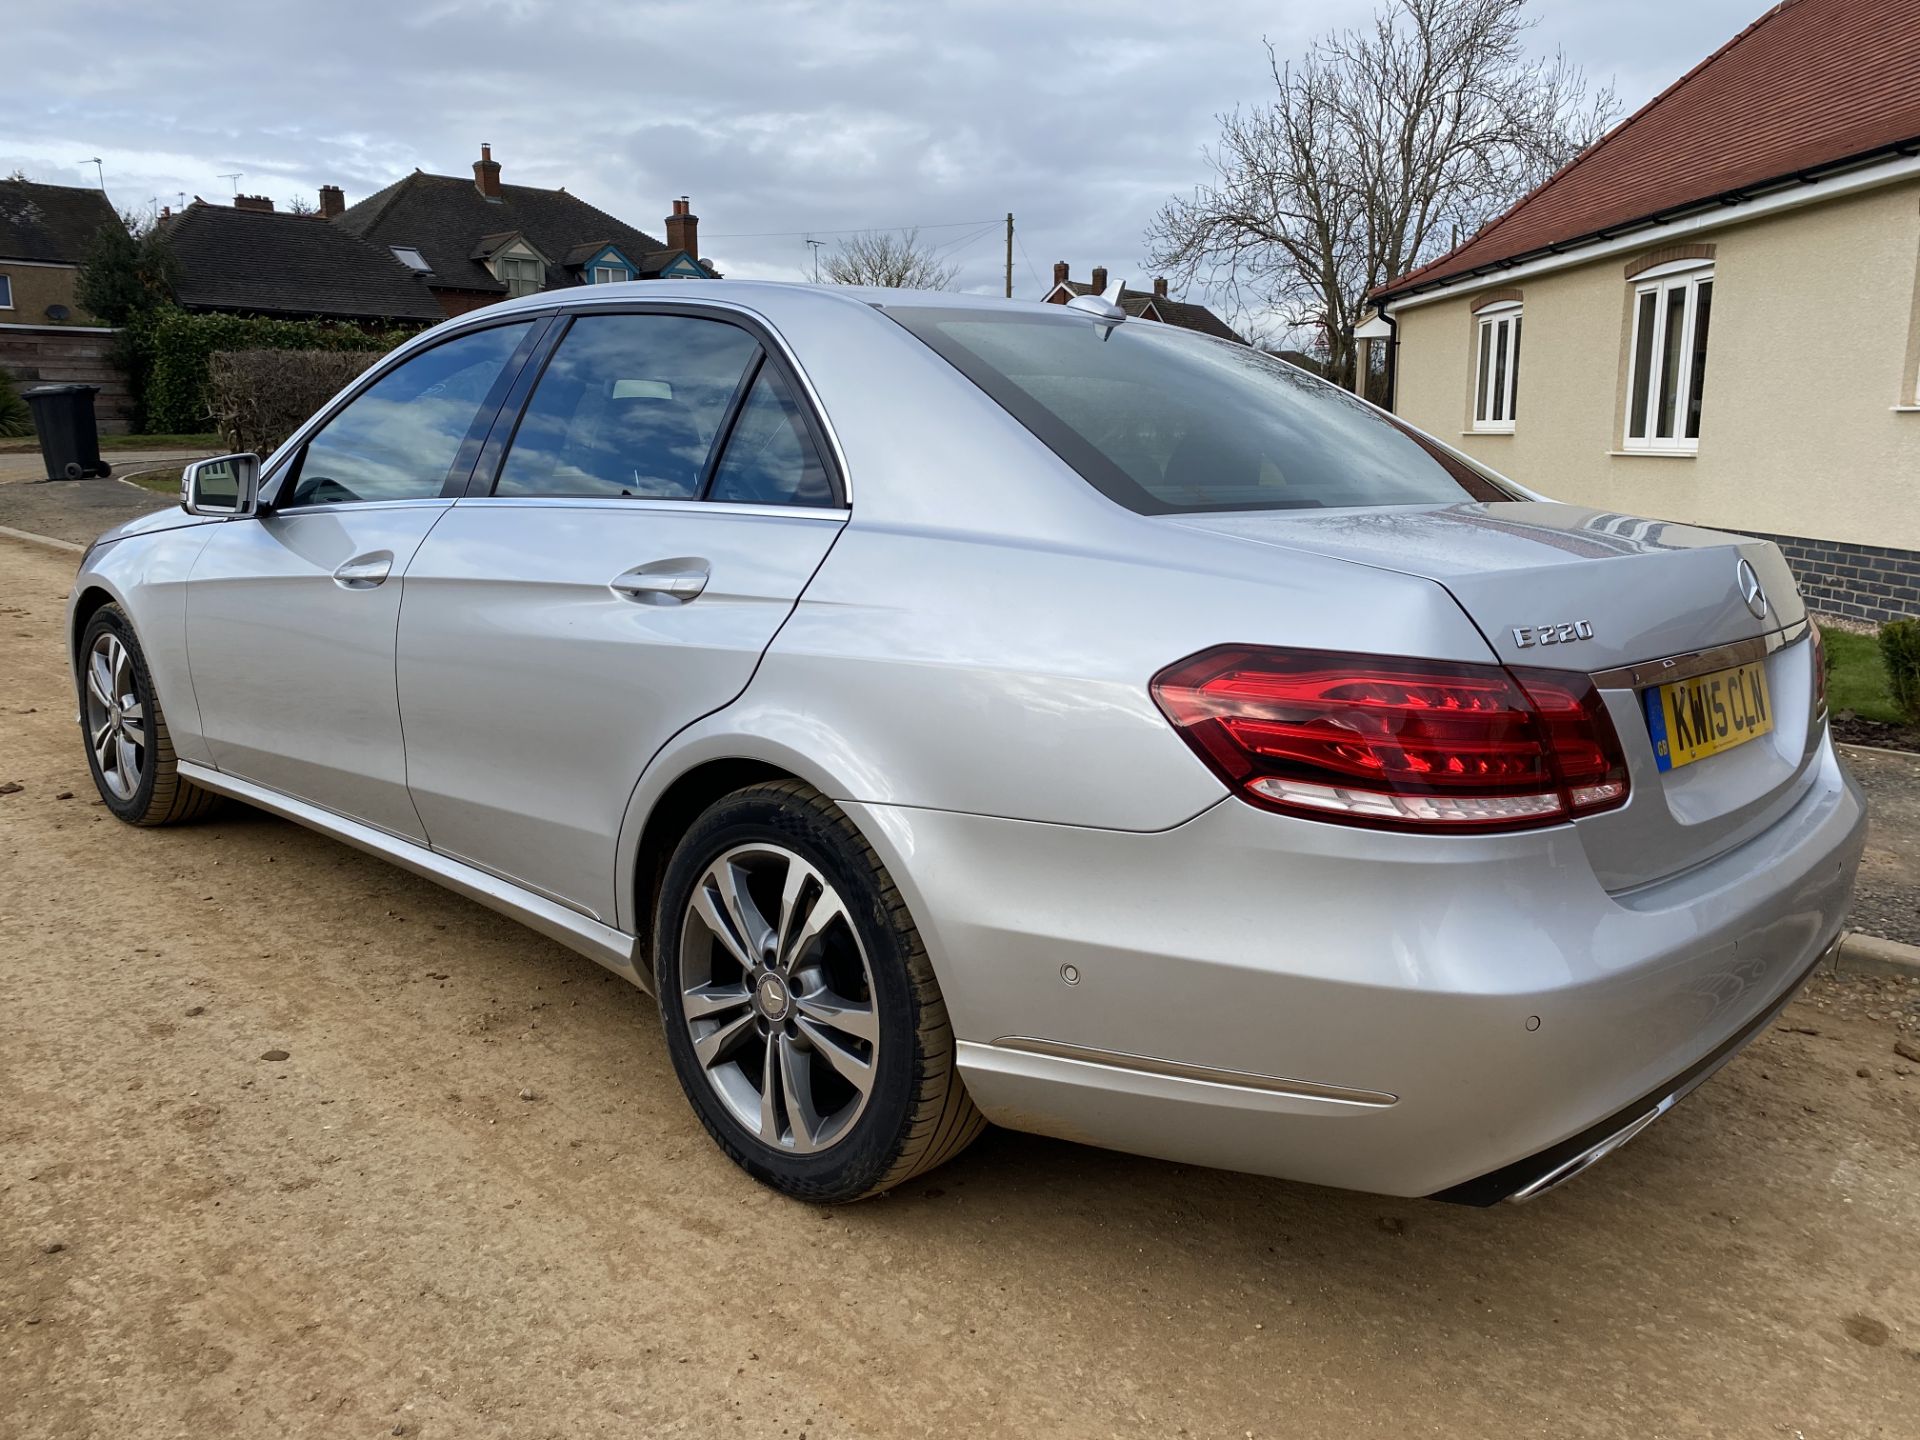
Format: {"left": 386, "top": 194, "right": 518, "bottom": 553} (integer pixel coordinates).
{"left": 610, "top": 560, "right": 709, "bottom": 605}
{"left": 333, "top": 551, "right": 393, "bottom": 589}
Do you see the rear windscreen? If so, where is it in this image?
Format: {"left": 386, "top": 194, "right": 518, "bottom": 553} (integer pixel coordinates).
{"left": 886, "top": 306, "right": 1508, "bottom": 515}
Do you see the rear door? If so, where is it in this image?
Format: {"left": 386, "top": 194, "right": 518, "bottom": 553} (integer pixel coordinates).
{"left": 395, "top": 306, "right": 847, "bottom": 920}
{"left": 186, "top": 319, "right": 541, "bottom": 839}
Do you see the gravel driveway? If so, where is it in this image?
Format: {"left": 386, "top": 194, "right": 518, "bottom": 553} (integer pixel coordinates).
{"left": 2, "top": 535, "right": 1916, "bottom": 1440}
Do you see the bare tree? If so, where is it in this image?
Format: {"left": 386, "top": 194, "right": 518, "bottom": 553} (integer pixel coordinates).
{"left": 821, "top": 228, "right": 960, "bottom": 290}
{"left": 1145, "top": 0, "right": 1616, "bottom": 386}
{"left": 285, "top": 193, "right": 317, "bottom": 216}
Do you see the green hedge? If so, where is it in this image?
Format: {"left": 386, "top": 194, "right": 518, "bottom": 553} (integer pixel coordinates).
{"left": 1882, "top": 619, "right": 1920, "bottom": 726}
{"left": 0, "top": 368, "right": 31, "bottom": 438}
{"left": 131, "top": 307, "right": 422, "bottom": 435}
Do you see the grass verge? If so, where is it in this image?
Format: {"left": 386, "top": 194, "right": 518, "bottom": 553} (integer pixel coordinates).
{"left": 1822, "top": 626, "right": 1901, "bottom": 725}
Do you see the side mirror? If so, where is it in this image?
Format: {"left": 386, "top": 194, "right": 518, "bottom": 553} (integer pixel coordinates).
{"left": 182, "top": 453, "right": 262, "bottom": 517}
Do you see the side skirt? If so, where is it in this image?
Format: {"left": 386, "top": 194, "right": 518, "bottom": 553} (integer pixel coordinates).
{"left": 177, "top": 761, "right": 651, "bottom": 993}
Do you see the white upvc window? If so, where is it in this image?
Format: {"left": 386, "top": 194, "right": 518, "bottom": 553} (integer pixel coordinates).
{"left": 1472, "top": 302, "right": 1521, "bottom": 432}
{"left": 591, "top": 265, "right": 625, "bottom": 285}
{"left": 1625, "top": 261, "right": 1713, "bottom": 452}
{"left": 496, "top": 254, "right": 543, "bottom": 298}
{"left": 0, "top": 273, "right": 13, "bottom": 309}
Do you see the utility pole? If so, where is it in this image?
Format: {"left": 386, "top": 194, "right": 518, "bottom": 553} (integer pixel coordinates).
{"left": 1004, "top": 212, "right": 1014, "bottom": 299}
{"left": 805, "top": 236, "right": 824, "bottom": 284}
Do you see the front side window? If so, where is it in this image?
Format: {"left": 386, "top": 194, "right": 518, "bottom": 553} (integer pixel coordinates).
{"left": 888, "top": 306, "right": 1508, "bottom": 514}
{"left": 285, "top": 322, "right": 530, "bottom": 507}
{"left": 494, "top": 313, "right": 759, "bottom": 499}
{"left": 1625, "top": 268, "right": 1712, "bottom": 451}
{"left": 497, "top": 254, "right": 543, "bottom": 298}
{"left": 1472, "top": 304, "right": 1521, "bottom": 432}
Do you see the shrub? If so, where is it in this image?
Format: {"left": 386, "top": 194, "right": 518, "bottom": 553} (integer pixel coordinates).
{"left": 208, "top": 349, "right": 381, "bottom": 457}
{"left": 1881, "top": 619, "right": 1920, "bottom": 726}
{"left": 0, "top": 369, "right": 30, "bottom": 438}
{"left": 135, "top": 307, "right": 420, "bottom": 435}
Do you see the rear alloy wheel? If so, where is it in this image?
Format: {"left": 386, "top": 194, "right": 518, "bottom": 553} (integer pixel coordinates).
{"left": 656, "top": 780, "right": 984, "bottom": 1201}
{"left": 78, "top": 604, "right": 220, "bottom": 826}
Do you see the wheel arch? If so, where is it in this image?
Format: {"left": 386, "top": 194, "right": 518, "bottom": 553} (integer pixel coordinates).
{"left": 616, "top": 720, "right": 911, "bottom": 962}
{"left": 69, "top": 582, "right": 123, "bottom": 683}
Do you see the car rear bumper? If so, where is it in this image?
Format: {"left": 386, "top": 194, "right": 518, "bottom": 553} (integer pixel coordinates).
{"left": 842, "top": 739, "right": 1866, "bottom": 1200}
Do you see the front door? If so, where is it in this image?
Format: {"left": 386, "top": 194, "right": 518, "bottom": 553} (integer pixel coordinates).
{"left": 187, "top": 320, "right": 538, "bottom": 839}
{"left": 396, "top": 309, "right": 847, "bottom": 918}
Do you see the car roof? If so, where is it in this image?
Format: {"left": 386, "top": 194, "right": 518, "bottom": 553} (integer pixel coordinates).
{"left": 469, "top": 277, "right": 1080, "bottom": 326}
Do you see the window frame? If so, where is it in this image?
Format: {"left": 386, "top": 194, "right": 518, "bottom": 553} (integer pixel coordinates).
{"left": 389, "top": 246, "right": 433, "bottom": 274}
{"left": 1470, "top": 301, "right": 1521, "bottom": 434}
{"left": 494, "top": 252, "right": 545, "bottom": 299}
{"left": 590, "top": 265, "right": 629, "bottom": 285}
{"left": 0, "top": 273, "right": 13, "bottom": 310}
{"left": 466, "top": 302, "right": 847, "bottom": 511}
{"left": 262, "top": 313, "right": 553, "bottom": 511}
{"left": 1623, "top": 260, "right": 1713, "bottom": 454}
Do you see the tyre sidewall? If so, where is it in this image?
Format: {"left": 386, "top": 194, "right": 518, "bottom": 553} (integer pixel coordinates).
{"left": 79, "top": 605, "right": 161, "bottom": 823}
{"left": 655, "top": 788, "right": 923, "bottom": 1201}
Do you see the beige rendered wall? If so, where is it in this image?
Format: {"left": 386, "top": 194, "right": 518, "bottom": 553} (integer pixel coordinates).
{"left": 0, "top": 261, "right": 97, "bottom": 325}
{"left": 1390, "top": 180, "right": 1920, "bottom": 552}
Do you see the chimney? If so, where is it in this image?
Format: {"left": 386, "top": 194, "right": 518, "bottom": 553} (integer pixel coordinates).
{"left": 665, "top": 196, "right": 699, "bottom": 259}
{"left": 318, "top": 184, "right": 345, "bottom": 219}
{"left": 234, "top": 194, "right": 275, "bottom": 213}
{"left": 1052, "top": 260, "right": 1069, "bottom": 287}
{"left": 474, "top": 142, "right": 502, "bottom": 199}
{"left": 1153, "top": 276, "right": 1168, "bottom": 300}
{"left": 1090, "top": 265, "right": 1108, "bottom": 293}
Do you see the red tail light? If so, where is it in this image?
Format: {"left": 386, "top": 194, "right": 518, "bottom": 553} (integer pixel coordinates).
{"left": 1151, "top": 646, "right": 1629, "bottom": 832}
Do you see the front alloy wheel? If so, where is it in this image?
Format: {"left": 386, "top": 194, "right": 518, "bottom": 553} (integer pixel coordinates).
{"left": 83, "top": 631, "right": 146, "bottom": 801}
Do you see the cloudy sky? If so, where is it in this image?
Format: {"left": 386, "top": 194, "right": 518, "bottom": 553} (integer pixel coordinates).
{"left": 6, "top": 0, "right": 1762, "bottom": 304}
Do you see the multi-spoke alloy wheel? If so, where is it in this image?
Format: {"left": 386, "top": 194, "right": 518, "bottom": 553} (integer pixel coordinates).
{"left": 679, "top": 843, "right": 878, "bottom": 1154}
{"left": 76, "top": 604, "right": 219, "bottom": 827}
{"left": 656, "top": 780, "right": 986, "bottom": 1202}
{"left": 84, "top": 631, "right": 146, "bottom": 801}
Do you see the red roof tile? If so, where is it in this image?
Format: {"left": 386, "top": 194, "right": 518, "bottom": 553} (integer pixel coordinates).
{"left": 1377, "top": 0, "right": 1920, "bottom": 298}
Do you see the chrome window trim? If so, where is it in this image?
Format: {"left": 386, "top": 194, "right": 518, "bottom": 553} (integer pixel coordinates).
{"left": 1589, "top": 619, "right": 1809, "bottom": 690}
{"left": 255, "top": 498, "right": 454, "bottom": 518}
{"left": 990, "top": 1036, "right": 1398, "bottom": 1108}
{"left": 451, "top": 494, "right": 849, "bottom": 522}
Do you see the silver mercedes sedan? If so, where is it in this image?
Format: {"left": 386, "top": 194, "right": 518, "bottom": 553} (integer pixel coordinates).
{"left": 68, "top": 281, "right": 1865, "bottom": 1205}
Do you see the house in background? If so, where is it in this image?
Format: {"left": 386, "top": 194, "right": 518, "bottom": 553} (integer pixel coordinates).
{"left": 1042, "top": 263, "right": 1245, "bottom": 344}
{"left": 0, "top": 177, "right": 122, "bottom": 325}
{"left": 161, "top": 196, "right": 444, "bottom": 326}
{"left": 332, "top": 145, "right": 716, "bottom": 317}
{"left": 1369, "top": 0, "right": 1920, "bottom": 623}
{"left": 0, "top": 178, "right": 134, "bottom": 430}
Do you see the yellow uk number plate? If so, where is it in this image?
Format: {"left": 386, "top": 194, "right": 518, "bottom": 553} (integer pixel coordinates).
{"left": 1643, "top": 661, "right": 1773, "bottom": 772}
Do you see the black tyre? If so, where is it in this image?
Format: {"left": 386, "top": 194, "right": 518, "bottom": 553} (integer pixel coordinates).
{"left": 78, "top": 604, "right": 220, "bottom": 826}
{"left": 655, "top": 779, "right": 985, "bottom": 1202}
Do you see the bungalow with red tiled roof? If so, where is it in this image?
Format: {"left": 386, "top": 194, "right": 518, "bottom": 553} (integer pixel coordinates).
{"left": 1368, "top": 0, "right": 1920, "bottom": 623}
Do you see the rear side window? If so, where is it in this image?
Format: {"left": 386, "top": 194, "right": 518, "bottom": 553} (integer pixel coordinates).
{"left": 706, "top": 364, "right": 834, "bottom": 507}
{"left": 887, "top": 307, "right": 1507, "bottom": 514}
{"left": 495, "top": 313, "right": 757, "bottom": 499}
{"left": 287, "top": 322, "right": 531, "bottom": 507}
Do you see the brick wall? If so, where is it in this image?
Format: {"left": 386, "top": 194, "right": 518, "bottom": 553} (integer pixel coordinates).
{"left": 1748, "top": 530, "right": 1920, "bottom": 624}
{"left": 0, "top": 324, "right": 133, "bottom": 433}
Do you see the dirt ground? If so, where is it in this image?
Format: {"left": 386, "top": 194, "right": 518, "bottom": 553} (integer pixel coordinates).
{"left": 2, "top": 533, "right": 1917, "bottom": 1440}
